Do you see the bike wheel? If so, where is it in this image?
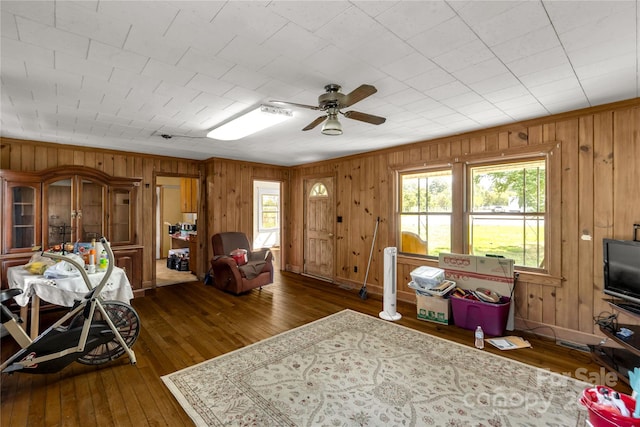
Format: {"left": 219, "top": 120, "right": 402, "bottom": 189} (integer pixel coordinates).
{"left": 71, "top": 301, "right": 141, "bottom": 365}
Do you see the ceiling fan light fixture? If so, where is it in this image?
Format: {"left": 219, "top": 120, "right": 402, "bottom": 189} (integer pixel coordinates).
{"left": 206, "top": 105, "right": 292, "bottom": 141}
{"left": 321, "top": 114, "right": 342, "bottom": 136}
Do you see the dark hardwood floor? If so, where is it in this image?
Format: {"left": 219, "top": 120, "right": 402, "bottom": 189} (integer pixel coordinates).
{"left": 1, "top": 271, "right": 626, "bottom": 426}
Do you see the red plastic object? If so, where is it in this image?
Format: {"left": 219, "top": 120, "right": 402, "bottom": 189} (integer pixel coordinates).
{"left": 450, "top": 295, "right": 510, "bottom": 336}
{"left": 230, "top": 248, "right": 248, "bottom": 266}
{"left": 580, "top": 387, "right": 638, "bottom": 427}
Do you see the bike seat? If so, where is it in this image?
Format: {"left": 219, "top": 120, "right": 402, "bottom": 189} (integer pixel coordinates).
{"left": 1, "top": 288, "right": 23, "bottom": 304}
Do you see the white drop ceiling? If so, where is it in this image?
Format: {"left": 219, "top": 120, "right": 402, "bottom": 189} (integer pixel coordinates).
{"left": 1, "top": 1, "right": 638, "bottom": 166}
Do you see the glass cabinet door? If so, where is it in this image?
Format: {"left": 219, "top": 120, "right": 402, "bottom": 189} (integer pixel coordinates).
{"left": 78, "top": 178, "right": 105, "bottom": 242}
{"left": 7, "top": 182, "right": 41, "bottom": 252}
{"left": 44, "top": 177, "right": 106, "bottom": 247}
{"left": 45, "top": 178, "right": 73, "bottom": 247}
{"left": 111, "top": 187, "right": 133, "bottom": 244}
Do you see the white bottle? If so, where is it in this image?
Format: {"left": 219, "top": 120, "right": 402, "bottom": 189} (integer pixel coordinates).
{"left": 475, "top": 326, "right": 484, "bottom": 349}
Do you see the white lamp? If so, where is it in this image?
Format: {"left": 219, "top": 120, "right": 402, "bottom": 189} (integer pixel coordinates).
{"left": 207, "top": 105, "right": 292, "bottom": 141}
{"left": 321, "top": 111, "right": 342, "bottom": 135}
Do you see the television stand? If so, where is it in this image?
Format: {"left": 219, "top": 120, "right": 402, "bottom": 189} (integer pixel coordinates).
{"left": 589, "top": 301, "right": 640, "bottom": 386}
{"left": 611, "top": 302, "right": 640, "bottom": 316}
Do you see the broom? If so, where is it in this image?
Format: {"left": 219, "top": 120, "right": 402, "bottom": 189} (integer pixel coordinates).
{"left": 359, "top": 216, "right": 380, "bottom": 300}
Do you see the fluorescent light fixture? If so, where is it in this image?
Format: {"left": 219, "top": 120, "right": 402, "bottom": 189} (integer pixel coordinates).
{"left": 206, "top": 105, "right": 293, "bottom": 141}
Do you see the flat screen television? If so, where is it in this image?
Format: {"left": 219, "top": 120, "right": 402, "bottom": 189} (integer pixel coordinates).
{"left": 603, "top": 238, "right": 640, "bottom": 307}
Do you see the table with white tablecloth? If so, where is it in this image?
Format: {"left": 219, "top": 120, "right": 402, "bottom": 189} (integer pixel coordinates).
{"left": 7, "top": 265, "right": 134, "bottom": 338}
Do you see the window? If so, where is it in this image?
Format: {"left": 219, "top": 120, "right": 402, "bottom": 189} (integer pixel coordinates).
{"left": 398, "top": 155, "right": 548, "bottom": 271}
{"left": 468, "top": 159, "right": 546, "bottom": 269}
{"left": 259, "top": 193, "right": 279, "bottom": 230}
{"left": 399, "top": 169, "right": 452, "bottom": 257}
{"left": 310, "top": 182, "right": 328, "bottom": 197}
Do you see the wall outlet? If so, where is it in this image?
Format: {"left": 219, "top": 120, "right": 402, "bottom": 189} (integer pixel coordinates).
{"left": 354, "top": 266, "right": 358, "bottom": 273}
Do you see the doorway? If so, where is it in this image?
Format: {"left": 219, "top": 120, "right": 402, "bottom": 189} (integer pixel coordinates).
{"left": 303, "top": 177, "right": 335, "bottom": 281}
{"left": 253, "top": 180, "right": 281, "bottom": 269}
{"left": 155, "top": 176, "right": 198, "bottom": 286}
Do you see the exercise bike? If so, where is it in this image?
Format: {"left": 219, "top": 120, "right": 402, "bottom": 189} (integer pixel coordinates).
{"left": 0, "top": 238, "right": 140, "bottom": 374}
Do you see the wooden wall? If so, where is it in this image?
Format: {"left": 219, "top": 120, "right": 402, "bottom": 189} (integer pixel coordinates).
{"left": 202, "top": 158, "right": 289, "bottom": 262}
{"left": 289, "top": 99, "right": 640, "bottom": 343}
{"left": 2, "top": 97, "right": 639, "bottom": 343}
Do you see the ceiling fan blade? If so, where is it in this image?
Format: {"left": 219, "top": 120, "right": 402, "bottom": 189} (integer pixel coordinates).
{"left": 302, "top": 116, "right": 327, "bottom": 131}
{"left": 341, "top": 84, "right": 377, "bottom": 108}
{"left": 343, "top": 110, "right": 386, "bottom": 125}
{"left": 270, "top": 100, "right": 321, "bottom": 111}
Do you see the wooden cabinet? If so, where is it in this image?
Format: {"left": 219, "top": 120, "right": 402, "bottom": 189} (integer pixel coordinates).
{"left": 2, "top": 168, "right": 139, "bottom": 253}
{"left": 113, "top": 246, "right": 143, "bottom": 293}
{"left": 2, "top": 173, "right": 41, "bottom": 254}
{"left": 180, "top": 177, "right": 198, "bottom": 213}
{"left": 1, "top": 166, "right": 142, "bottom": 292}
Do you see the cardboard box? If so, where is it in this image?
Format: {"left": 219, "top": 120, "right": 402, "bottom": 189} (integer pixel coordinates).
{"left": 438, "top": 253, "right": 515, "bottom": 331}
{"left": 416, "top": 293, "right": 451, "bottom": 325}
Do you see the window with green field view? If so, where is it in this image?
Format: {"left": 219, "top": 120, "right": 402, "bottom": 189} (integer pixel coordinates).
{"left": 469, "top": 159, "right": 546, "bottom": 268}
{"left": 398, "top": 157, "right": 547, "bottom": 270}
{"left": 399, "top": 169, "right": 452, "bottom": 257}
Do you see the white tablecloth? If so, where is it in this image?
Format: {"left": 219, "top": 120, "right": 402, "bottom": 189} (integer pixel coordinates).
{"left": 7, "top": 266, "right": 134, "bottom": 307}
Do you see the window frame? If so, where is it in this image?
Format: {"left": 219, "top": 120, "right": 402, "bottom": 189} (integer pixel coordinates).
{"left": 394, "top": 142, "right": 560, "bottom": 276}
{"left": 465, "top": 156, "right": 547, "bottom": 271}
{"left": 257, "top": 190, "right": 280, "bottom": 232}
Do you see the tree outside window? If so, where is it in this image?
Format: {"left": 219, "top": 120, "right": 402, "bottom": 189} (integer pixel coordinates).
{"left": 468, "top": 159, "right": 546, "bottom": 268}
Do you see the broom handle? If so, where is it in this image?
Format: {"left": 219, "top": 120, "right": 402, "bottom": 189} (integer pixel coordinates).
{"left": 363, "top": 217, "right": 380, "bottom": 288}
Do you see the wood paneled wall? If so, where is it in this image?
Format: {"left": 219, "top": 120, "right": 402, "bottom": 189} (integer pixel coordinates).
{"left": 2, "top": 98, "right": 639, "bottom": 343}
{"left": 202, "top": 158, "right": 289, "bottom": 261}
{"left": 289, "top": 99, "right": 640, "bottom": 343}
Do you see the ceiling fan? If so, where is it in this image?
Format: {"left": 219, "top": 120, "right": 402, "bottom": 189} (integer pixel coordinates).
{"left": 271, "top": 84, "right": 386, "bottom": 135}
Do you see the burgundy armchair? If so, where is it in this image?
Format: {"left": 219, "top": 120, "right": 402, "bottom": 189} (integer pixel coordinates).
{"left": 210, "top": 232, "right": 273, "bottom": 294}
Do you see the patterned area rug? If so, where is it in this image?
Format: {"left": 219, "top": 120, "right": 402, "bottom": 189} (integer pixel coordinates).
{"left": 162, "top": 310, "right": 589, "bottom": 426}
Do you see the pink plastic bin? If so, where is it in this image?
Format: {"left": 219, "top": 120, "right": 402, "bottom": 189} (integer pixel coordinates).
{"left": 450, "top": 295, "right": 510, "bottom": 336}
{"left": 580, "top": 387, "right": 638, "bottom": 427}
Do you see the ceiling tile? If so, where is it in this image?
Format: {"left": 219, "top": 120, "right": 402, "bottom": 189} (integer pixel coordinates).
{"left": 123, "top": 24, "right": 189, "bottom": 65}
{"left": 186, "top": 73, "right": 234, "bottom": 97}
{"left": 88, "top": 40, "right": 149, "bottom": 74}
{"left": 55, "top": 51, "right": 113, "bottom": 80}
{"left": 2, "top": 37, "right": 54, "bottom": 68}
{"left": 141, "top": 59, "right": 196, "bottom": 86}
{"left": 375, "top": 1, "right": 456, "bottom": 40}
{"left": 218, "top": 36, "right": 280, "bottom": 71}
{"left": 212, "top": 2, "right": 288, "bottom": 44}
{"left": 408, "top": 16, "right": 477, "bottom": 58}
{"left": 463, "top": 1, "right": 549, "bottom": 47}
{"left": 1, "top": 10, "right": 19, "bottom": 39}
{"left": 262, "top": 23, "right": 329, "bottom": 61}
{"left": 1, "top": 1, "right": 54, "bottom": 26}
{"left": 380, "top": 53, "right": 437, "bottom": 81}
{"left": 433, "top": 39, "right": 494, "bottom": 73}
{"left": 491, "top": 25, "right": 560, "bottom": 64}
{"left": 405, "top": 67, "right": 456, "bottom": 93}
{"left": 56, "top": 1, "right": 131, "bottom": 48}
{"left": 16, "top": 15, "right": 89, "bottom": 57}
{"left": 268, "top": 1, "right": 348, "bottom": 33}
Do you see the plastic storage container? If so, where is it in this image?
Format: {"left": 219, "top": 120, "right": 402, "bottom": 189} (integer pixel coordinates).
{"left": 451, "top": 295, "right": 511, "bottom": 336}
{"left": 410, "top": 266, "right": 445, "bottom": 288}
{"left": 580, "top": 386, "right": 638, "bottom": 427}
